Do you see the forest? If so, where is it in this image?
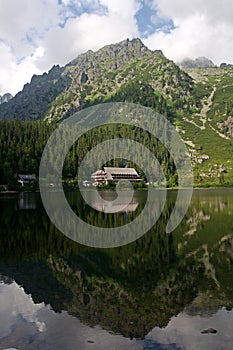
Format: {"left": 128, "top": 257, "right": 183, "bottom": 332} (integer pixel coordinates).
{"left": 0, "top": 118, "right": 178, "bottom": 189}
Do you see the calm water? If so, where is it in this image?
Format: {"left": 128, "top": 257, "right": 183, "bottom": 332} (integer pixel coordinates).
{"left": 0, "top": 189, "right": 233, "bottom": 349}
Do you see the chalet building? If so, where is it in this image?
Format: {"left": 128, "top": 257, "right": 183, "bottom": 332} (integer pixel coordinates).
{"left": 18, "top": 174, "right": 36, "bottom": 186}
{"left": 91, "top": 167, "right": 142, "bottom": 186}
{"left": 91, "top": 170, "right": 107, "bottom": 186}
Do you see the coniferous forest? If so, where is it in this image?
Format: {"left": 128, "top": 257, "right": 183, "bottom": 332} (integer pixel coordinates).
{"left": 0, "top": 119, "right": 178, "bottom": 189}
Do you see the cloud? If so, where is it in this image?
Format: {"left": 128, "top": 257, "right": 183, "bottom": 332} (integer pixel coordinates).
{"left": 99, "top": 0, "right": 141, "bottom": 18}
{"left": 0, "top": 281, "right": 46, "bottom": 339}
{"left": 0, "top": 0, "right": 59, "bottom": 58}
{"left": 0, "top": 42, "right": 44, "bottom": 95}
{"left": 37, "top": 1, "right": 140, "bottom": 70}
{"left": 146, "top": 309, "right": 233, "bottom": 350}
{"left": 0, "top": 280, "right": 142, "bottom": 350}
{"left": 154, "top": 0, "right": 233, "bottom": 25}
{"left": 144, "top": 0, "right": 233, "bottom": 64}
{"left": 0, "top": 0, "right": 140, "bottom": 95}
{"left": 1, "top": 0, "right": 233, "bottom": 95}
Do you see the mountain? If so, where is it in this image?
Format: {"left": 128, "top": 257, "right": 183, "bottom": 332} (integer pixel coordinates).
{"left": 0, "top": 38, "right": 196, "bottom": 121}
{"left": 1, "top": 192, "right": 233, "bottom": 339}
{"left": 179, "top": 57, "right": 215, "bottom": 69}
{"left": 0, "top": 38, "right": 233, "bottom": 186}
{"left": 0, "top": 93, "right": 13, "bottom": 104}
{"left": 0, "top": 65, "right": 70, "bottom": 120}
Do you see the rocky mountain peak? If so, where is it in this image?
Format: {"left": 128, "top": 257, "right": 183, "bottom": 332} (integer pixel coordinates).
{"left": 68, "top": 38, "right": 151, "bottom": 69}
{"left": 0, "top": 38, "right": 194, "bottom": 122}
{"left": 179, "top": 57, "right": 215, "bottom": 69}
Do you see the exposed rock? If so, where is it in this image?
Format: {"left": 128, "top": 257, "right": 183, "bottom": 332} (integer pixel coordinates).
{"left": 80, "top": 72, "right": 88, "bottom": 84}
{"left": 220, "top": 167, "right": 228, "bottom": 173}
{"left": 196, "top": 154, "right": 210, "bottom": 164}
{"left": 0, "top": 64, "right": 71, "bottom": 120}
{"left": 180, "top": 57, "right": 215, "bottom": 69}
{"left": 220, "top": 62, "right": 233, "bottom": 67}
{"left": 201, "top": 328, "right": 218, "bottom": 334}
{"left": 225, "top": 116, "right": 233, "bottom": 137}
{"left": 0, "top": 38, "right": 194, "bottom": 121}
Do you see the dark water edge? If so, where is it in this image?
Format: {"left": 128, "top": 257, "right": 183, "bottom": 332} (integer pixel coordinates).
{"left": 0, "top": 189, "right": 233, "bottom": 349}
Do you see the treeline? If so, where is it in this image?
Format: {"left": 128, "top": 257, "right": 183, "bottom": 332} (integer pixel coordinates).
{"left": 0, "top": 192, "right": 203, "bottom": 338}
{"left": 0, "top": 119, "right": 178, "bottom": 187}
{"left": 0, "top": 119, "right": 55, "bottom": 186}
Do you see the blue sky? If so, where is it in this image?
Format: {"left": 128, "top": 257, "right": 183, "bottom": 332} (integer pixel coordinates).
{"left": 136, "top": 1, "right": 175, "bottom": 37}
{"left": 0, "top": 0, "right": 233, "bottom": 95}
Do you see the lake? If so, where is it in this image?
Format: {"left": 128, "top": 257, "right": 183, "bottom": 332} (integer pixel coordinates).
{"left": 0, "top": 189, "right": 233, "bottom": 349}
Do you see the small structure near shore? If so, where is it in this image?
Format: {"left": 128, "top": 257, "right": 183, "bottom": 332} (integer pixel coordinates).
{"left": 18, "top": 174, "right": 36, "bottom": 186}
{"left": 91, "top": 167, "right": 142, "bottom": 186}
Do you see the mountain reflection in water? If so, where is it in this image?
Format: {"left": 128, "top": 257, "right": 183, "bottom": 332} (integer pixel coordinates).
{"left": 0, "top": 189, "right": 233, "bottom": 349}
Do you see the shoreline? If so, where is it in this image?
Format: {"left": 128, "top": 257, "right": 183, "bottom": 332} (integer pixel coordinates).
{"left": 1, "top": 187, "right": 233, "bottom": 195}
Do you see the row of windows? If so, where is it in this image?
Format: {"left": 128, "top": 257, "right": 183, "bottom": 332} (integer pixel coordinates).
{"left": 112, "top": 174, "right": 140, "bottom": 179}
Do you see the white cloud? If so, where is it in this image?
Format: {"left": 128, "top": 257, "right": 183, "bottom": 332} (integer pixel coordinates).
{"left": 0, "top": 42, "right": 44, "bottom": 95}
{"left": 144, "top": 0, "right": 233, "bottom": 64}
{"left": 1, "top": 0, "right": 233, "bottom": 95}
{"left": 147, "top": 309, "right": 233, "bottom": 350}
{"left": 99, "top": 0, "right": 141, "bottom": 18}
{"left": 0, "top": 0, "right": 140, "bottom": 95}
{"left": 0, "top": 281, "right": 46, "bottom": 339}
{"left": 37, "top": 7, "right": 139, "bottom": 70}
{"left": 0, "top": 0, "right": 59, "bottom": 58}
{"left": 154, "top": 0, "right": 233, "bottom": 25}
{"left": 0, "top": 281, "right": 142, "bottom": 350}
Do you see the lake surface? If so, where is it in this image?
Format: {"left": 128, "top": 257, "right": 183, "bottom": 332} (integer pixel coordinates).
{"left": 0, "top": 189, "right": 233, "bottom": 349}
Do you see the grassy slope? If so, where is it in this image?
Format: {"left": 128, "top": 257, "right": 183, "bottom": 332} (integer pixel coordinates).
{"left": 179, "top": 67, "right": 233, "bottom": 186}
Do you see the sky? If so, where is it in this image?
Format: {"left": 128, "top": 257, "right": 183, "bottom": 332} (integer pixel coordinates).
{"left": 0, "top": 0, "right": 233, "bottom": 96}
{"left": 2, "top": 280, "right": 233, "bottom": 349}
{"left": 0, "top": 281, "right": 142, "bottom": 349}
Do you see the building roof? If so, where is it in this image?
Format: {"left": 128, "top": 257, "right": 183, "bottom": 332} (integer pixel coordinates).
{"left": 91, "top": 167, "right": 142, "bottom": 184}
{"left": 18, "top": 174, "right": 36, "bottom": 181}
{"left": 103, "top": 167, "right": 138, "bottom": 175}
{"left": 91, "top": 170, "right": 106, "bottom": 176}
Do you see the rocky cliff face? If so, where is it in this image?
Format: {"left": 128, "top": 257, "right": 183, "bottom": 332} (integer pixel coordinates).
{"left": 0, "top": 38, "right": 194, "bottom": 121}
{"left": 0, "top": 65, "right": 70, "bottom": 120}
{"left": 1, "top": 38, "right": 233, "bottom": 185}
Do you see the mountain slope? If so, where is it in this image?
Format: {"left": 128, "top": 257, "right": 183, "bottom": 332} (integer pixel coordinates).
{"left": 0, "top": 38, "right": 233, "bottom": 186}
{"left": 0, "top": 65, "right": 70, "bottom": 120}
{"left": 0, "top": 38, "right": 196, "bottom": 122}
{"left": 178, "top": 67, "right": 233, "bottom": 185}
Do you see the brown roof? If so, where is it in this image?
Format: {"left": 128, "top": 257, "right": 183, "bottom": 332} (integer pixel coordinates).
{"left": 103, "top": 167, "right": 138, "bottom": 175}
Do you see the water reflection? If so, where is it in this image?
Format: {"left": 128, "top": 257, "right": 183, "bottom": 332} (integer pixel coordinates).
{"left": 0, "top": 280, "right": 140, "bottom": 350}
{"left": 0, "top": 189, "right": 233, "bottom": 349}
{"left": 1, "top": 279, "right": 233, "bottom": 350}
{"left": 89, "top": 190, "right": 139, "bottom": 213}
{"left": 144, "top": 308, "right": 233, "bottom": 350}
{"left": 18, "top": 192, "right": 37, "bottom": 210}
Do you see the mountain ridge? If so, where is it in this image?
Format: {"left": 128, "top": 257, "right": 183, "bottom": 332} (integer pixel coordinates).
{"left": 0, "top": 38, "right": 233, "bottom": 186}
{"left": 0, "top": 38, "right": 195, "bottom": 121}
{"left": 179, "top": 56, "right": 215, "bottom": 69}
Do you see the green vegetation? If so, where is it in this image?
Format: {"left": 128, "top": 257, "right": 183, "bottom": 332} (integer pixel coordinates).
{"left": 0, "top": 120, "right": 178, "bottom": 189}
{"left": 1, "top": 190, "right": 233, "bottom": 337}
{"left": 0, "top": 120, "right": 55, "bottom": 187}
{"left": 0, "top": 39, "right": 233, "bottom": 188}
